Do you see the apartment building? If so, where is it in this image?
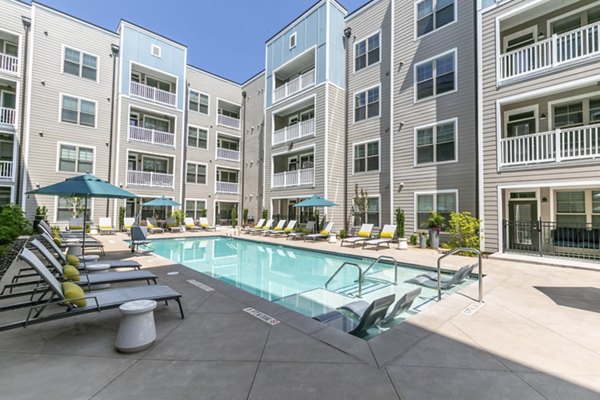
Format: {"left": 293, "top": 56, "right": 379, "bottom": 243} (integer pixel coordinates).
{"left": 479, "top": 0, "right": 600, "bottom": 259}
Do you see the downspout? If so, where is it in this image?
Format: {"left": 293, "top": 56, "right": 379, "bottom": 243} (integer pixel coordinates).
{"left": 180, "top": 83, "right": 190, "bottom": 209}
{"left": 343, "top": 27, "right": 352, "bottom": 232}
{"left": 239, "top": 91, "right": 247, "bottom": 228}
{"left": 16, "top": 16, "right": 31, "bottom": 205}
{"left": 106, "top": 44, "right": 119, "bottom": 216}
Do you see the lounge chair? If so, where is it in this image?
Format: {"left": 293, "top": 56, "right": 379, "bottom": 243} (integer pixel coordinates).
{"left": 166, "top": 217, "right": 182, "bottom": 233}
{"left": 124, "top": 217, "right": 135, "bottom": 232}
{"left": 198, "top": 217, "right": 217, "bottom": 231}
{"left": 38, "top": 221, "right": 103, "bottom": 248}
{"left": 263, "top": 220, "right": 286, "bottom": 235}
{"left": 0, "top": 248, "right": 183, "bottom": 332}
{"left": 130, "top": 226, "right": 153, "bottom": 253}
{"left": 269, "top": 220, "right": 296, "bottom": 237}
{"left": 146, "top": 218, "right": 164, "bottom": 234}
{"left": 339, "top": 288, "right": 422, "bottom": 326}
{"left": 184, "top": 217, "right": 202, "bottom": 231}
{"left": 304, "top": 222, "right": 334, "bottom": 241}
{"left": 287, "top": 221, "right": 315, "bottom": 240}
{"left": 363, "top": 224, "right": 397, "bottom": 250}
{"left": 406, "top": 264, "right": 475, "bottom": 289}
{"left": 68, "top": 217, "right": 85, "bottom": 233}
{"left": 98, "top": 217, "right": 116, "bottom": 235}
{"left": 243, "top": 219, "right": 266, "bottom": 234}
{"left": 313, "top": 294, "right": 395, "bottom": 337}
{"left": 252, "top": 219, "right": 273, "bottom": 235}
{"left": 340, "top": 224, "right": 374, "bottom": 247}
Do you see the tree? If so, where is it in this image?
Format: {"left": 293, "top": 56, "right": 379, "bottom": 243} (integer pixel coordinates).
{"left": 352, "top": 184, "right": 369, "bottom": 226}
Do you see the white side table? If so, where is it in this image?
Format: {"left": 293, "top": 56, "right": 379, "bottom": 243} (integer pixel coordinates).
{"left": 115, "top": 300, "right": 157, "bottom": 353}
{"left": 85, "top": 263, "right": 110, "bottom": 289}
{"left": 329, "top": 233, "right": 337, "bottom": 243}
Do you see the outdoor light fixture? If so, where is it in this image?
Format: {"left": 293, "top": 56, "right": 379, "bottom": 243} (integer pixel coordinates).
{"left": 398, "top": 182, "right": 405, "bottom": 193}
{"left": 540, "top": 113, "right": 546, "bottom": 120}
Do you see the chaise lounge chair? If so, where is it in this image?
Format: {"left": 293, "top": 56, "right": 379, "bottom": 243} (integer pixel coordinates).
{"left": 338, "top": 288, "right": 422, "bottom": 327}
{"left": 166, "top": 217, "right": 182, "bottom": 233}
{"left": 340, "top": 224, "right": 374, "bottom": 247}
{"left": 146, "top": 218, "right": 164, "bottom": 234}
{"left": 98, "top": 217, "right": 116, "bottom": 235}
{"left": 242, "top": 218, "right": 265, "bottom": 233}
{"left": 124, "top": 217, "right": 135, "bottom": 232}
{"left": 199, "top": 217, "right": 217, "bottom": 231}
{"left": 263, "top": 219, "right": 286, "bottom": 235}
{"left": 252, "top": 219, "right": 273, "bottom": 235}
{"left": 130, "top": 226, "right": 153, "bottom": 253}
{"left": 184, "top": 217, "right": 202, "bottom": 231}
{"left": 287, "top": 221, "right": 315, "bottom": 240}
{"left": 362, "top": 224, "right": 397, "bottom": 250}
{"left": 38, "top": 222, "right": 105, "bottom": 255}
{"left": 313, "top": 294, "right": 395, "bottom": 337}
{"left": 406, "top": 264, "right": 475, "bottom": 289}
{"left": 304, "top": 222, "right": 334, "bottom": 241}
{"left": 268, "top": 220, "right": 296, "bottom": 237}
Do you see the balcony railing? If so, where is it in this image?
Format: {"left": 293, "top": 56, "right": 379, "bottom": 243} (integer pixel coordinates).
{"left": 216, "top": 181, "right": 239, "bottom": 194}
{"left": 128, "top": 125, "right": 175, "bottom": 147}
{"left": 130, "top": 81, "right": 176, "bottom": 106}
{"left": 0, "top": 107, "right": 16, "bottom": 126}
{"left": 500, "top": 123, "right": 600, "bottom": 167}
{"left": 216, "top": 147, "right": 240, "bottom": 161}
{"left": 272, "top": 118, "right": 315, "bottom": 145}
{"left": 217, "top": 114, "right": 240, "bottom": 129}
{"left": 126, "top": 170, "right": 174, "bottom": 188}
{"left": 0, "top": 161, "right": 13, "bottom": 179}
{"left": 273, "top": 69, "right": 316, "bottom": 103}
{"left": 499, "top": 22, "right": 600, "bottom": 81}
{"left": 0, "top": 53, "right": 18, "bottom": 74}
{"left": 272, "top": 168, "right": 314, "bottom": 188}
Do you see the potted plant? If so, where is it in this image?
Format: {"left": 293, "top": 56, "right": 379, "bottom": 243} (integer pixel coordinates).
{"left": 396, "top": 208, "right": 408, "bottom": 250}
{"left": 425, "top": 211, "right": 446, "bottom": 249}
{"left": 242, "top": 208, "right": 249, "bottom": 226}
{"left": 172, "top": 209, "right": 185, "bottom": 230}
{"left": 231, "top": 207, "right": 237, "bottom": 227}
{"left": 419, "top": 231, "right": 428, "bottom": 248}
{"left": 33, "top": 206, "right": 48, "bottom": 230}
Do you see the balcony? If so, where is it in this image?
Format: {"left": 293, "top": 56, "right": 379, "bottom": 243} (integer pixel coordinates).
{"left": 272, "top": 168, "right": 314, "bottom": 188}
{"left": 216, "top": 147, "right": 240, "bottom": 162}
{"left": 130, "top": 81, "right": 176, "bottom": 107}
{"left": 0, "top": 107, "right": 15, "bottom": 126}
{"left": 0, "top": 161, "right": 13, "bottom": 179}
{"left": 273, "top": 69, "right": 315, "bottom": 103}
{"left": 499, "top": 22, "right": 600, "bottom": 81}
{"left": 128, "top": 125, "right": 175, "bottom": 147}
{"left": 0, "top": 53, "right": 18, "bottom": 74}
{"left": 217, "top": 114, "right": 240, "bottom": 129}
{"left": 126, "top": 170, "right": 174, "bottom": 188}
{"left": 216, "top": 181, "right": 239, "bottom": 194}
{"left": 500, "top": 124, "right": 600, "bottom": 167}
{"left": 273, "top": 118, "right": 315, "bottom": 146}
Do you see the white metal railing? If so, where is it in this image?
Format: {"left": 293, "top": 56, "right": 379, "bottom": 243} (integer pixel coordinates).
{"left": 272, "top": 168, "right": 314, "bottom": 188}
{"left": 500, "top": 124, "right": 600, "bottom": 167}
{"left": 0, "top": 107, "right": 16, "bottom": 126}
{"left": 273, "top": 69, "right": 316, "bottom": 103}
{"left": 216, "top": 181, "right": 239, "bottom": 193}
{"left": 499, "top": 22, "right": 600, "bottom": 80}
{"left": 272, "top": 118, "right": 315, "bottom": 145}
{"left": 130, "top": 81, "right": 176, "bottom": 106}
{"left": 126, "top": 170, "right": 174, "bottom": 188}
{"left": 216, "top": 147, "right": 240, "bottom": 161}
{"left": 128, "top": 125, "right": 175, "bottom": 147}
{"left": 0, "top": 53, "right": 18, "bottom": 74}
{"left": 217, "top": 114, "right": 240, "bottom": 129}
{"left": 0, "top": 161, "right": 13, "bottom": 179}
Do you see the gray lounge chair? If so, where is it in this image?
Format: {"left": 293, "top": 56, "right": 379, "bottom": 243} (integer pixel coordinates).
{"left": 287, "top": 221, "right": 315, "bottom": 240}
{"left": 241, "top": 219, "right": 265, "bottom": 233}
{"left": 339, "top": 288, "right": 422, "bottom": 326}
{"left": 406, "top": 264, "right": 475, "bottom": 289}
{"left": 362, "top": 224, "right": 396, "bottom": 250}
{"left": 130, "top": 226, "right": 153, "bottom": 253}
{"left": 313, "top": 294, "right": 395, "bottom": 337}
{"left": 98, "top": 217, "right": 116, "bottom": 235}
{"left": 340, "top": 224, "right": 374, "bottom": 247}
{"left": 38, "top": 223, "right": 104, "bottom": 254}
{"left": 0, "top": 248, "right": 183, "bottom": 332}
{"left": 304, "top": 222, "right": 334, "bottom": 241}
{"left": 166, "top": 217, "right": 182, "bottom": 233}
{"left": 146, "top": 218, "right": 164, "bottom": 234}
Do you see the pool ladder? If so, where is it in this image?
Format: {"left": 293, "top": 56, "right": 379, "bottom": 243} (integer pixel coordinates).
{"left": 325, "top": 256, "right": 398, "bottom": 298}
{"left": 437, "top": 248, "right": 483, "bottom": 303}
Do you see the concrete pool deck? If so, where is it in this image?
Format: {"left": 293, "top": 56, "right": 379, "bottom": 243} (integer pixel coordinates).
{"left": 0, "top": 229, "right": 599, "bottom": 399}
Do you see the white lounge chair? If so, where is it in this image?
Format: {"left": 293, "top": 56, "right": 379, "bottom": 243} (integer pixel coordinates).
{"left": 166, "top": 217, "right": 182, "bottom": 233}
{"left": 98, "top": 217, "right": 116, "bottom": 235}
{"left": 242, "top": 219, "right": 265, "bottom": 233}
{"left": 252, "top": 219, "right": 273, "bottom": 235}
{"left": 269, "top": 220, "right": 296, "bottom": 236}
{"left": 363, "top": 224, "right": 396, "bottom": 250}
{"left": 184, "top": 217, "right": 202, "bottom": 231}
{"left": 340, "top": 224, "right": 374, "bottom": 247}
{"left": 199, "top": 217, "right": 217, "bottom": 231}
{"left": 304, "top": 222, "right": 334, "bottom": 241}
{"left": 287, "top": 221, "right": 314, "bottom": 240}
{"left": 146, "top": 218, "right": 164, "bottom": 234}
{"left": 263, "top": 220, "right": 286, "bottom": 235}
{"left": 124, "top": 217, "right": 135, "bottom": 232}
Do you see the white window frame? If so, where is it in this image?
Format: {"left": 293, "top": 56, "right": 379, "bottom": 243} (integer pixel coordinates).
{"left": 352, "top": 138, "right": 380, "bottom": 174}
{"left": 414, "top": 0, "right": 457, "bottom": 40}
{"left": 502, "top": 105, "right": 539, "bottom": 139}
{"left": 151, "top": 44, "right": 161, "bottom": 58}
{"left": 414, "top": 49, "right": 457, "bottom": 103}
{"left": 353, "top": 84, "right": 381, "bottom": 123}
{"left": 289, "top": 32, "right": 297, "bottom": 49}
{"left": 414, "top": 117, "right": 458, "bottom": 167}
{"left": 546, "top": 2, "right": 600, "bottom": 37}
{"left": 55, "top": 142, "right": 96, "bottom": 175}
{"left": 142, "top": 114, "right": 171, "bottom": 132}
{"left": 58, "top": 93, "right": 98, "bottom": 128}
{"left": 61, "top": 45, "right": 99, "bottom": 83}
{"left": 413, "top": 189, "right": 459, "bottom": 232}
{"left": 54, "top": 196, "right": 94, "bottom": 223}
{"left": 547, "top": 90, "right": 600, "bottom": 130}
{"left": 187, "top": 125, "right": 209, "bottom": 150}
{"left": 352, "top": 194, "right": 381, "bottom": 228}
{"left": 186, "top": 162, "right": 208, "bottom": 185}
{"left": 185, "top": 198, "right": 208, "bottom": 220}
{"left": 189, "top": 89, "right": 210, "bottom": 115}
{"left": 354, "top": 31, "right": 381, "bottom": 73}
{"left": 502, "top": 26, "right": 538, "bottom": 53}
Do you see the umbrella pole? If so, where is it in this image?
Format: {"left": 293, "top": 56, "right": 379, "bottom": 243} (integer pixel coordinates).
{"left": 81, "top": 195, "right": 88, "bottom": 261}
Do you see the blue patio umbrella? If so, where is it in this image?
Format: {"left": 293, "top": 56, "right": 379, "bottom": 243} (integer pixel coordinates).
{"left": 141, "top": 195, "right": 181, "bottom": 207}
{"left": 293, "top": 195, "right": 337, "bottom": 208}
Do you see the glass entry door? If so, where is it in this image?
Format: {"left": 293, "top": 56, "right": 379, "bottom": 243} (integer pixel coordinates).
{"left": 508, "top": 199, "right": 538, "bottom": 252}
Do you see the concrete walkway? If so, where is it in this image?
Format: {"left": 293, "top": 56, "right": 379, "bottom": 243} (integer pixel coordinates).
{"left": 0, "top": 230, "right": 599, "bottom": 399}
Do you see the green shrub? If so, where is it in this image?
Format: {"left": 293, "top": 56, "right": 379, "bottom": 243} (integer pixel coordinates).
{"left": 339, "top": 229, "right": 347, "bottom": 239}
{"left": 118, "top": 206, "right": 125, "bottom": 231}
{"left": 51, "top": 226, "right": 61, "bottom": 238}
{"left": 424, "top": 211, "right": 445, "bottom": 231}
{"left": 314, "top": 209, "right": 320, "bottom": 232}
{"left": 395, "top": 208, "right": 405, "bottom": 238}
{"left": 242, "top": 208, "right": 249, "bottom": 225}
{"left": 231, "top": 207, "right": 237, "bottom": 227}
{"left": 409, "top": 233, "right": 418, "bottom": 245}
{"left": 200, "top": 208, "right": 207, "bottom": 218}
{"left": 172, "top": 209, "right": 185, "bottom": 226}
{"left": 0, "top": 204, "right": 32, "bottom": 256}
{"left": 261, "top": 208, "right": 269, "bottom": 220}
{"left": 442, "top": 212, "right": 481, "bottom": 255}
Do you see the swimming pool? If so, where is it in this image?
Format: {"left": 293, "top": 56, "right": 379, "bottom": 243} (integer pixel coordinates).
{"left": 150, "top": 237, "right": 474, "bottom": 330}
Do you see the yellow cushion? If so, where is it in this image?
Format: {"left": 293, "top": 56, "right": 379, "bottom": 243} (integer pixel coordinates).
{"left": 66, "top": 255, "right": 80, "bottom": 267}
{"left": 262, "top": 226, "right": 269, "bottom": 230}
{"left": 285, "top": 227, "right": 293, "bottom": 232}
{"left": 70, "top": 226, "right": 83, "bottom": 230}
{"left": 63, "top": 265, "right": 80, "bottom": 282}
{"left": 254, "top": 224, "right": 261, "bottom": 228}
{"left": 53, "top": 237, "right": 62, "bottom": 247}
{"left": 186, "top": 223, "right": 195, "bottom": 228}
{"left": 61, "top": 282, "right": 86, "bottom": 308}
{"left": 274, "top": 227, "right": 282, "bottom": 231}
{"left": 358, "top": 230, "right": 369, "bottom": 238}
{"left": 320, "top": 230, "right": 329, "bottom": 235}
{"left": 125, "top": 224, "right": 133, "bottom": 229}
{"left": 100, "top": 225, "right": 112, "bottom": 229}
{"left": 380, "top": 232, "right": 394, "bottom": 239}
{"left": 201, "top": 223, "right": 209, "bottom": 227}
{"left": 147, "top": 222, "right": 155, "bottom": 229}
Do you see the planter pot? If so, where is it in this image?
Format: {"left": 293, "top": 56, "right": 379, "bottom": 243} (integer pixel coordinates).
{"left": 398, "top": 238, "right": 408, "bottom": 250}
{"left": 429, "top": 229, "right": 440, "bottom": 249}
{"left": 419, "top": 236, "right": 427, "bottom": 249}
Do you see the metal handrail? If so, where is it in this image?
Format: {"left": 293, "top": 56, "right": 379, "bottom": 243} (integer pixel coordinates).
{"left": 325, "top": 262, "right": 363, "bottom": 297}
{"left": 362, "top": 255, "right": 398, "bottom": 285}
{"left": 436, "top": 248, "right": 483, "bottom": 303}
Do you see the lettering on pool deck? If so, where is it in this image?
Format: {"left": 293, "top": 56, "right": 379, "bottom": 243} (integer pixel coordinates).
{"left": 187, "top": 279, "right": 214, "bottom": 292}
{"left": 243, "top": 307, "right": 280, "bottom": 326}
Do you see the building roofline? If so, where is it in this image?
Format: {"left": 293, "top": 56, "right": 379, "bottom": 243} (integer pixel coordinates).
{"left": 7, "top": 0, "right": 30, "bottom": 10}
{"left": 32, "top": 1, "right": 119, "bottom": 37}
{"left": 117, "top": 19, "right": 187, "bottom": 50}
{"left": 345, "top": 0, "right": 382, "bottom": 21}
{"left": 186, "top": 64, "right": 242, "bottom": 87}
{"left": 242, "top": 70, "right": 266, "bottom": 87}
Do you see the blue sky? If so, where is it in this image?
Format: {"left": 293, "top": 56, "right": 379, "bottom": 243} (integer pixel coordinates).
{"left": 31, "top": 0, "right": 367, "bottom": 83}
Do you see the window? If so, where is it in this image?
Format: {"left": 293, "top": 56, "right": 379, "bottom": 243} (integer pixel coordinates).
{"left": 0, "top": 187, "right": 11, "bottom": 207}
{"left": 151, "top": 44, "right": 161, "bottom": 58}
{"left": 416, "top": 51, "right": 455, "bottom": 100}
{"left": 217, "top": 137, "right": 239, "bottom": 151}
{"left": 61, "top": 95, "right": 96, "bottom": 127}
{"left": 186, "top": 163, "right": 207, "bottom": 184}
{"left": 63, "top": 47, "right": 97, "bottom": 81}
{"left": 554, "top": 102, "right": 583, "bottom": 129}
{"left": 355, "top": 33, "right": 380, "bottom": 72}
{"left": 144, "top": 116, "right": 170, "bottom": 132}
{"left": 416, "top": 120, "right": 456, "bottom": 164}
{"left": 289, "top": 32, "right": 297, "bottom": 49}
{"left": 4, "top": 42, "right": 17, "bottom": 57}
{"left": 590, "top": 99, "right": 600, "bottom": 123}
{"left": 142, "top": 157, "right": 168, "bottom": 173}
{"left": 354, "top": 140, "right": 379, "bottom": 173}
{"left": 59, "top": 144, "right": 93, "bottom": 173}
{"left": 219, "top": 108, "right": 239, "bottom": 119}
{"left": 185, "top": 199, "right": 206, "bottom": 219}
{"left": 416, "top": 192, "right": 457, "bottom": 229}
{"left": 57, "top": 196, "right": 91, "bottom": 221}
{"left": 188, "top": 126, "right": 208, "bottom": 149}
{"left": 416, "top": 0, "right": 455, "bottom": 37}
{"left": 217, "top": 169, "right": 238, "bottom": 183}
{"left": 556, "top": 191, "right": 586, "bottom": 225}
{"left": 353, "top": 197, "right": 380, "bottom": 227}
{"left": 505, "top": 109, "right": 536, "bottom": 137}
{"left": 189, "top": 90, "right": 209, "bottom": 114}
{"left": 354, "top": 87, "right": 379, "bottom": 122}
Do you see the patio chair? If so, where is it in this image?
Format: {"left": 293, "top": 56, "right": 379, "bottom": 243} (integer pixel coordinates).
{"left": 146, "top": 218, "right": 164, "bottom": 234}
{"left": 263, "top": 219, "right": 286, "bottom": 235}
{"left": 166, "top": 217, "right": 182, "bottom": 233}
{"left": 251, "top": 219, "right": 273, "bottom": 235}
{"left": 304, "top": 222, "right": 334, "bottom": 241}
{"left": 68, "top": 217, "right": 85, "bottom": 232}
{"left": 362, "top": 224, "right": 397, "bottom": 250}
{"left": 406, "top": 264, "right": 475, "bottom": 290}
{"left": 338, "top": 288, "right": 422, "bottom": 327}
{"left": 184, "top": 217, "right": 202, "bottom": 231}
{"left": 37, "top": 224, "right": 105, "bottom": 256}
{"left": 130, "top": 226, "right": 153, "bottom": 253}
{"left": 313, "top": 294, "right": 395, "bottom": 337}
{"left": 287, "top": 221, "right": 315, "bottom": 240}
{"left": 268, "top": 220, "right": 296, "bottom": 236}
{"left": 98, "top": 217, "right": 116, "bottom": 235}
{"left": 124, "top": 217, "right": 135, "bottom": 232}
{"left": 0, "top": 248, "right": 183, "bottom": 332}
{"left": 242, "top": 218, "right": 265, "bottom": 233}
{"left": 199, "top": 217, "right": 217, "bottom": 231}
{"left": 340, "top": 224, "right": 374, "bottom": 247}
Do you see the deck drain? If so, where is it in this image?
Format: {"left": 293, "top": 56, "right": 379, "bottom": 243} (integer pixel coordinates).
{"left": 462, "top": 302, "right": 484, "bottom": 315}
{"left": 243, "top": 307, "right": 280, "bottom": 326}
{"left": 187, "top": 279, "right": 214, "bottom": 292}
{"left": 167, "top": 271, "right": 179, "bottom": 276}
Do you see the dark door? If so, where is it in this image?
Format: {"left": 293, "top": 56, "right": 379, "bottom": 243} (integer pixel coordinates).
{"left": 508, "top": 200, "right": 538, "bottom": 252}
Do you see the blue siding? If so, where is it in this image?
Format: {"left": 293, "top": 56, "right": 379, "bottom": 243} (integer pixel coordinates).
{"left": 120, "top": 25, "right": 186, "bottom": 110}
